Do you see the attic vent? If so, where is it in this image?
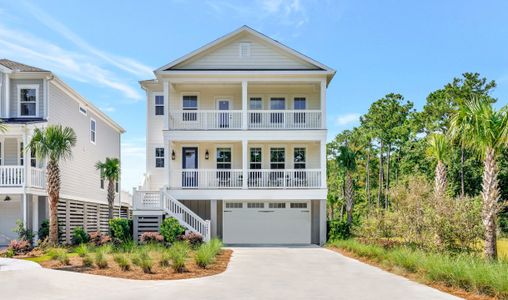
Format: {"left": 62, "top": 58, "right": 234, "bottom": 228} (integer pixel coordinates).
{"left": 239, "top": 42, "right": 251, "bottom": 58}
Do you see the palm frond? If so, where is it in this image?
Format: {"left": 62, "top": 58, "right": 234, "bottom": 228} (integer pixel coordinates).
{"left": 26, "top": 125, "right": 77, "bottom": 162}
{"left": 95, "top": 157, "right": 120, "bottom": 181}
{"left": 426, "top": 133, "right": 450, "bottom": 163}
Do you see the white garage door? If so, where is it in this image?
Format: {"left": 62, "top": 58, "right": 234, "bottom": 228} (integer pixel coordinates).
{"left": 0, "top": 200, "right": 22, "bottom": 246}
{"left": 223, "top": 201, "right": 311, "bottom": 244}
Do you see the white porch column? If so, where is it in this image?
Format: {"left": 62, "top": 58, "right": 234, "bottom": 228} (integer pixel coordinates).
{"left": 320, "top": 79, "right": 327, "bottom": 129}
{"left": 320, "top": 139, "right": 327, "bottom": 188}
{"left": 242, "top": 81, "right": 248, "bottom": 130}
{"left": 210, "top": 199, "right": 217, "bottom": 238}
{"left": 32, "top": 196, "right": 39, "bottom": 240}
{"left": 163, "top": 80, "right": 170, "bottom": 130}
{"left": 242, "top": 139, "right": 248, "bottom": 189}
{"left": 166, "top": 141, "right": 172, "bottom": 188}
{"left": 319, "top": 199, "right": 327, "bottom": 245}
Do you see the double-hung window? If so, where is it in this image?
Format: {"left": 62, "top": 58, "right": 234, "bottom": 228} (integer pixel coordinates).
{"left": 249, "top": 97, "right": 262, "bottom": 124}
{"left": 270, "top": 97, "right": 285, "bottom": 124}
{"left": 19, "top": 142, "right": 24, "bottom": 165}
{"left": 90, "top": 119, "right": 96, "bottom": 144}
{"left": 19, "top": 85, "right": 38, "bottom": 117}
{"left": 155, "top": 95, "right": 164, "bottom": 116}
{"left": 270, "top": 148, "right": 285, "bottom": 169}
{"left": 30, "top": 148, "right": 36, "bottom": 167}
{"left": 182, "top": 95, "right": 198, "bottom": 121}
{"left": 216, "top": 148, "right": 232, "bottom": 184}
{"left": 249, "top": 148, "right": 262, "bottom": 169}
{"left": 155, "top": 147, "right": 165, "bottom": 168}
{"left": 100, "top": 170, "right": 105, "bottom": 189}
{"left": 294, "top": 148, "right": 306, "bottom": 169}
{"left": 294, "top": 97, "right": 306, "bottom": 124}
{"left": 293, "top": 147, "right": 306, "bottom": 185}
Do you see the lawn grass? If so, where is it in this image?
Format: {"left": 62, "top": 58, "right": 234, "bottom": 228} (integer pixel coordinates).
{"left": 329, "top": 239, "right": 508, "bottom": 299}
{"left": 22, "top": 253, "right": 78, "bottom": 263}
{"left": 498, "top": 239, "right": 508, "bottom": 260}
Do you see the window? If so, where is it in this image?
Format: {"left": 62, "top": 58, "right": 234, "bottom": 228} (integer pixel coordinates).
{"left": 270, "top": 97, "right": 285, "bottom": 123}
{"left": 216, "top": 148, "right": 232, "bottom": 169}
{"left": 18, "top": 86, "right": 38, "bottom": 117}
{"left": 294, "top": 97, "right": 306, "bottom": 124}
{"left": 90, "top": 119, "right": 96, "bottom": 144}
{"left": 30, "top": 148, "right": 36, "bottom": 167}
{"left": 239, "top": 42, "right": 251, "bottom": 57}
{"left": 247, "top": 202, "right": 264, "bottom": 209}
{"left": 100, "top": 170, "right": 105, "bottom": 189}
{"left": 268, "top": 202, "right": 286, "bottom": 209}
{"left": 294, "top": 148, "right": 306, "bottom": 169}
{"left": 290, "top": 202, "right": 307, "bottom": 209}
{"left": 19, "top": 142, "right": 24, "bottom": 165}
{"left": 270, "top": 148, "right": 285, "bottom": 169}
{"left": 225, "top": 202, "right": 243, "bottom": 209}
{"left": 249, "top": 97, "right": 262, "bottom": 124}
{"left": 182, "top": 95, "right": 198, "bottom": 121}
{"left": 155, "top": 147, "right": 165, "bottom": 168}
{"left": 115, "top": 181, "right": 119, "bottom": 193}
{"left": 79, "top": 106, "right": 87, "bottom": 116}
{"left": 155, "top": 95, "right": 164, "bottom": 116}
{"left": 249, "top": 148, "right": 262, "bottom": 169}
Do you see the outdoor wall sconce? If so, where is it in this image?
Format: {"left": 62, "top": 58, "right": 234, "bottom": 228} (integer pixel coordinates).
{"left": 205, "top": 150, "right": 209, "bottom": 160}
{"left": 4, "top": 196, "right": 11, "bottom": 201}
{"left": 171, "top": 150, "right": 176, "bottom": 160}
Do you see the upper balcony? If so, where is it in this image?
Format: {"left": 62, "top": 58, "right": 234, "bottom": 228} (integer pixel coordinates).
{"left": 0, "top": 165, "right": 46, "bottom": 189}
{"left": 156, "top": 80, "right": 327, "bottom": 131}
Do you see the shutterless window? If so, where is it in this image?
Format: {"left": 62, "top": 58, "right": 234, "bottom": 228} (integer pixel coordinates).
{"left": 216, "top": 148, "right": 232, "bottom": 169}
{"left": 79, "top": 106, "right": 87, "bottom": 115}
{"left": 182, "top": 95, "right": 198, "bottom": 121}
{"left": 249, "top": 97, "right": 262, "bottom": 124}
{"left": 19, "top": 142, "right": 24, "bottom": 165}
{"left": 239, "top": 42, "right": 251, "bottom": 57}
{"left": 268, "top": 202, "right": 286, "bottom": 209}
{"left": 155, "top": 95, "right": 164, "bottom": 116}
{"left": 294, "top": 97, "right": 306, "bottom": 124}
{"left": 90, "top": 119, "right": 96, "bottom": 144}
{"left": 19, "top": 87, "right": 37, "bottom": 116}
{"left": 270, "top": 97, "right": 285, "bottom": 110}
{"left": 115, "top": 182, "right": 119, "bottom": 193}
{"left": 249, "top": 148, "right": 262, "bottom": 169}
{"left": 100, "top": 170, "right": 105, "bottom": 189}
{"left": 270, "top": 148, "right": 285, "bottom": 169}
{"left": 247, "top": 202, "right": 264, "bottom": 209}
{"left": 225, "top": 202, "right": 243, "bottom": 209}
{"left": 290, "top": 202, "right": 307, "bottom": 209}
{"left": 294, "top": 148, "right": 306, "bottom": 169}
{"left": 30, "top": 148, "right": 36, "bottom": 167}
{"left": 155, "top": 147, "right": 165, "bottom": 168}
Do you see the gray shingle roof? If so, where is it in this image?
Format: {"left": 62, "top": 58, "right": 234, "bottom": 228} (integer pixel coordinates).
{"left": 0, "top": 59, "right": 49, "bottom": 72}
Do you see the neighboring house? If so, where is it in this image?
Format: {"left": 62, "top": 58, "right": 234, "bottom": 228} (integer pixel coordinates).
{"left": 134, "top": 26, "right": 334, "bottom": 245}
{"left": 0, "top": 59, "right": 126, "bottom": 245}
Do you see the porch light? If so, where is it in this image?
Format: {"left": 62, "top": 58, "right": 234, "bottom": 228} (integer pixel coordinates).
{"left": 4, "top": 196, "right": 11, "bottom": 201}
{"left": 171, "top": 150, "right": 176, "bottom": 160}
{"left": 205, "top": 150, "right": 209, "bottom": 160}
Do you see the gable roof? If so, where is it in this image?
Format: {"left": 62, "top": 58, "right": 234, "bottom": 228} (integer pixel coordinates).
{"left": 156, "top": 26, "right": 335, "bottom": 75}
{"left": 0, "top": 59, "right": 49, "bottom": 72}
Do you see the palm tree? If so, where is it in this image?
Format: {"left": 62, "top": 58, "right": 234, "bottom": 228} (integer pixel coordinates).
{"left": 0, "top": 120, "right": 6, "bottom": 132}
{"left": 95, "top": 158, "right": 120, "bottom": 220}
{"left": 450, "top": 98, "right": 508, "bottom": 260}
{"left": 27, "top": 125, "right": 76, "bottom": 245}
{"left": 337, "top": 146, "right": 357, "bottom": 225}
{"left": 426, "top": 133, "right": 450, "bottom": 198}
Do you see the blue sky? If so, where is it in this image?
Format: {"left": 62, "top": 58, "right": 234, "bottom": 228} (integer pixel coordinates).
{"left": 1, "top": 0, "right": 507, "bottom": 191}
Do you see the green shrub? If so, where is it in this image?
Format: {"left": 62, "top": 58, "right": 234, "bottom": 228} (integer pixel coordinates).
{"left": 71, "top": 227, "right": 89, "bottom": 245}
{"left": 74, "top": 244, "right": 89, "bottom": 257}
{"left": 116, "top": 240, "right": 136, "bottom": 253}
{"left": 82, "top": 254, "right": 93, "bottom": 267}
{"left": 38, "top": 220, "right": 49, "bottom": 241}
{"left": 47, "top": 248, "right": 67, "bottom": 260}
{"left": 131, "top": 249, "right": 153, "bottom": 273}
{"left": 5, "top": 248, "right": 15, "bottom": 258}
{"left": 168, "top": 241, "right": 189, "bottom": 272}
{"left": 113, "top": 254, "right": 131, "bottom": 271}
{"left": 328, "top": 220, "right": 351, "bottom": 240}
{"left": 194, "top": 244, "right": 215, "bottom": 268}
{"left": 13, "top": 220, "right": 35, "bottom": 246}
{"left": 160, "top": 217, "right": 185, "bottom": 243}
{"left": 109, "top": 218, "right": 132, "bottom": 242}
{"left": 95, "top": 250, "right": 108, "bottom": 269}
{"left": 208, "top": 238, "right": 223, "bottom": 256}
{"left": 57, "top": 252, "right": 70, "bottom": 265}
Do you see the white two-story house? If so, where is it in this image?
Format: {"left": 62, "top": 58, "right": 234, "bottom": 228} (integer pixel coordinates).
{"left": 0, "top": 59, "right": 126, "bottom": 245}
{"left": 134, "top": 26, "right": 334, "bottom": 245}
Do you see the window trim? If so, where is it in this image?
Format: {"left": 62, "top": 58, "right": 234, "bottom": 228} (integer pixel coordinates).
{"left": 181, "top": 92, "right": 200, "bottom": 110}
{"left": 154, "top": 93, "right": 164, "bottom": 116}
{"left": 249, "top": 96, "right": 263, "bottom": 110}
{"left": 249, "top": 147, "right": 263, "bottom": 170}
{"left": 270, "top": 146, "right": 286, "bottom": 169}
{"left": 293, "top": 96, "right": 307, "bottom": 110}
{"left": 17, "top": 84, "right": 39, "bottom": 118}
{"left": 269, "top": 96, "right": 286, "bottom": 110}
{"left": 239, "top": 42, "right": 251, "bottom": 57}
{"left": 155, "top": 147, "right": 165, "bottom": 168}
{"left": 79, "top": 105, "right": 88, "bottom": 116}
{"left": 293, "top": 146, "right": 307, "bottom": 169}
{"left": 90, "top": 118, "right": 97, "bottom": 144}
{"left": 216, "top": 146, "right": 233, "bottom": 170}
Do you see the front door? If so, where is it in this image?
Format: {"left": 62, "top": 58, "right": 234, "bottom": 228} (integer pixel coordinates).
{"left": 217, "top": 99, "right": 230, "bottom": 128}
{"left": 182, "top": 147, "right": 198, "bottom": 187}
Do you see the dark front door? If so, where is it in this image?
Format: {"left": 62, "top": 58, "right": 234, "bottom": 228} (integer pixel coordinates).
{"left": 182, "top": 147, "right": 198, "bottom": 187}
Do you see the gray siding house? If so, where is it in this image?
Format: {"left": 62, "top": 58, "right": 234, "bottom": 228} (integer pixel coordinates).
{"left": 0, "top": 59, "right": 126, "bottom": 245}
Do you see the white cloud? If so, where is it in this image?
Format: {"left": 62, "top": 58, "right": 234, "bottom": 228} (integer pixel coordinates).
{"left": 334, "top": 113, "right": 361, "bottom": 126}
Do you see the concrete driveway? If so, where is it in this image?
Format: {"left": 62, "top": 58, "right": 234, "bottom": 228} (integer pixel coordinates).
{"left": 0, "top": 247, "right": 459, "bottom": 300}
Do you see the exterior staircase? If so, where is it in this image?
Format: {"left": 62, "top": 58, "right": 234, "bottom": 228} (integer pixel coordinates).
{"left": 133, "top": 187, "right": 211, "bottom": 241}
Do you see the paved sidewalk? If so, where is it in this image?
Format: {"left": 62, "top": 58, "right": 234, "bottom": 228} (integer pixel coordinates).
{"left": 0, "top": 247, "right": 460, "bottom": 300}
{"left": 0, "top": 258, "right": 41, "bottom": 271}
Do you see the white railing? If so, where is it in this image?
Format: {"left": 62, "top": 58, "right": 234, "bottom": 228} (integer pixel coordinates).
{"left": 161, "top": 189, "right": 211, "bottom": 241}
{"left": 133, "top": 190, "right": 162, "bottom": 210}
{"left": 30, "top": 168, "right": 45, "bottom": 189}
{"left": 176, "top": 169, "right": 243, "bottom": 189}
{"left": 169, "top": 110, "right": 243, "bottom": 130}
{"left": 0, "top": 166, "right": 24, "bottom": 186}
{"left": 248, "top": 110, "right": 322, "bottom": 129}
{"left": 247, "top": 169, "right": 322, "bottom": 188}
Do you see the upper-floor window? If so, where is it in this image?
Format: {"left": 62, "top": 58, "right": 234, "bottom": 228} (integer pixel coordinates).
{"left": 100, "top": 170, "right": 105, "bottom": 189}
{"left": 155, "top": 95, "right": 164, "bottom": 116}
{"left": 249, "top": 148, "right": 262, "bottom": 169}
{"left": 30, "top": 148, "right": 36, "bottom": 167}
{"left": 249, "top": 97, "right": 262, "bottom": 124}
{"left": 294, "top": 97, "right": 306, "bottom": 124}
{"left": 90, "top": 119, "right": 96, "bottom": 144}
{"left": 155, "top": 147, "right": 165, "bottom": 168}
{"left": 79, "top": 106, "right": 87, "bottom": 116}
{"left": 270, "top": 98, "right": 285, "bottom": 124}
{"left": 18, "top": 85, "right": 38, "bottom": 117}
{"left": 216, "top": 148, "right": 232, "bottom": 170}
{"left": 182, "top": 95, "right": 198, "bottom": 121}
{"left": 270, "top": 147, "right": 285, "bottom": 169}
{"left": 239, "top": 42, "right": 251, "bottom": 57}
{"left": 294, "top": 147, "right": 306, "bottom": 169}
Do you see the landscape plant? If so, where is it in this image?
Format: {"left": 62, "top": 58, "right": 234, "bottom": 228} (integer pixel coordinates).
{"left": 71, "top": 227, "right": 89, "bottom": 245}
{"left": 113, "top": 254, "right": 131, "bottom": 271}
{"left": 167, "top": 241, "right": 190, "bottom": 272}
{"left": 194, "top": 243, "right": 215, "bottom": 268}
{"left": 74, "top": 244, "right": 89, "bottom": 257}
{"left": 109, "top": 218, "right": 132, "bottom": 242}
{"left": 7, "top": 240, "right": 31, "bottom": 255}
{"left": 82, "top": 254, "right": 93, "bottom": 267}
{"left": 131, "top": 249, "right": 153, "bottom": 273}
{"left": 94, "top": 249, "right": 108, "bottom": 269}
{"left": 89, "top": 231, "right": 111, "bottom": 246}
{"left": 139, "top": 232, "right": 164, "bottom": 244}
{"left": 13, "top": 220, "right": 35, "bottom": 246}
{"left": 179, "top": 231, "right": 203, "bottom": 249}
{"left": 159, "top": 217, "right": 186, "bottom": 243}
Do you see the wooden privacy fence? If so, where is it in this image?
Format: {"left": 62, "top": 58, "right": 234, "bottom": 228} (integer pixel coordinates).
{"left": 56, "top": 198, "right": 130, "bottom": 244}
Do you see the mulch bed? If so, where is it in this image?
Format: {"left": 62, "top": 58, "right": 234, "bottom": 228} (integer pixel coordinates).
{"left": 327, "top": 246, "right": 495, "bottom": 300}
{"left": 38, "top": 249, "right": 232, "bottom": 280}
